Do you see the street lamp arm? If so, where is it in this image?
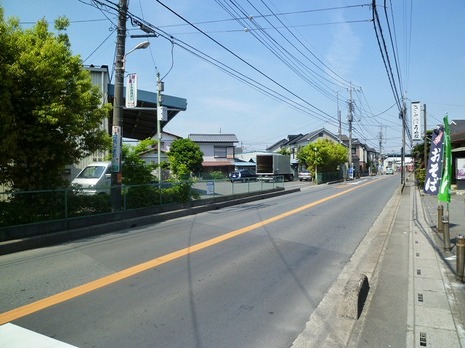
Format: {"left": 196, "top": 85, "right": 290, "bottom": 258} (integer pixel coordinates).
{"left": 122, "top": 41, "right": 150, "bottom": 70}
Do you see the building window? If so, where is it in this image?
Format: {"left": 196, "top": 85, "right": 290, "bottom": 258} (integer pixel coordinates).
{"left": 214, "top": 146, "right": 227, "bottom": 158}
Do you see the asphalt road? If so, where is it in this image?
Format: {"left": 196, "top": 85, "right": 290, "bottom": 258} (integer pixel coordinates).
{"left": 0, "top": 175, "right": 400, "bottom": 347}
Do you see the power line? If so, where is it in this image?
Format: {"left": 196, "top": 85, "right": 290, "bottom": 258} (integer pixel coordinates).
{"left": 383, "top": 0, "right": 403, "bottom": 95}
{"left": 165, "top": 19, "right": 373, "bottom": 35}
{"left": 372, "top": 1, "right": 402, "bottom": 112}
{"left": 153, "top": 0, "right": 339, "bottom": 124}
{"left": 157, "top": 3, "right": 373, "bottom": 29}
{"left": 215, "top": 0, "right": 343, "bottom": 101}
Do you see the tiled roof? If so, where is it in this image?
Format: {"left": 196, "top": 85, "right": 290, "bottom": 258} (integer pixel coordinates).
{"left": 266, "top": 138, "right": 287, "bottom": 151}
{"left": 188, "top": 134, "right": 239, "bottom": 143}
{"left": 451, "top": 120, "right": 465, "bottom": 135}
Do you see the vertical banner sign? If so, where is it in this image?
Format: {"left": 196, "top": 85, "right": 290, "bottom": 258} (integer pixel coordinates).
{"left": 411, "top": 101, "right": 421, "bottom": 140}
{"left": 111, "top": 126, "right": 121, "bottom": 172}
{"left": 424, "top": 126, "right": 444, "bottom": 195}
{"left": 125, "top": 73, "right": 138, "bottom": 108}
{"left": 439, "top": 115, "right": 451, "bottom": 203}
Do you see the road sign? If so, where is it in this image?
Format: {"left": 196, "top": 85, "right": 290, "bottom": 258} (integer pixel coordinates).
{"left": 126, "top": 73, "right": 137, "bottom": 108}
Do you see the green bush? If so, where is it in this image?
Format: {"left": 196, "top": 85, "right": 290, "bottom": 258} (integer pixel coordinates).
{"left": 0, "top": 181, "right": 200, "bottom": 227}
{"left": 125, "top": 185, "right": 161, "bottom": 209}
{"left": 164, "top": 181, "right": 200, "bottom": 203}
{"left": 204, "top": 171, "right": 226, "bottom": 180}
{"left": 415, "top": 167, "right": 426, "bottom": 189}
{"left": 67, "top": 193, "right": 112, "bottom": 217}
{"left": 0, "top": 190, "right": 67, "bottom": 226}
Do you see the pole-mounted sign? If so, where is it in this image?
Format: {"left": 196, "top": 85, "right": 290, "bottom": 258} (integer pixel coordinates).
{"left": 411, "top": 101, "right": 421, "bottom": 141}
{"left": 111, "top": 125, "right": 122, "bottom": 173}
{"left": 125, "top": 73, "right": 138, "bottom": 108}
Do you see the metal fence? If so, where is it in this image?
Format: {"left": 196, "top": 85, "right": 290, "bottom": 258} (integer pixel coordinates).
{"left": 0, "top": 177, "right": 285, "bottom": 229}
{"left": 316, "top": 171, "right": 344, "bottom": 184}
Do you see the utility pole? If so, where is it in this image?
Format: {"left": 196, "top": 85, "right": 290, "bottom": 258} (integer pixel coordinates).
{"left": 423, "top": 104, "right": 427, "bottom": 169}
{"left": 111, "top": 0, "right": 128, "bottom": 211}
{"left": 378, "top": 125, "right": 384, "bottom": 174}
{"left": 347, "top": 82, "right": 354, "bottom": 179}
{"left": 337, "top": 90, "right": 342, "bottom": 142}
{"left": 157, "top": 72, "right": 164, "bottom": 182}
{"left": 400, "top": 96, "right": 407, "bottom": 185}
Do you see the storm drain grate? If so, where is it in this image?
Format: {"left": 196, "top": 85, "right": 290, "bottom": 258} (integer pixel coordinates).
{"left": 418, "top": 293, "right": 424, "bottom": 302}
{"left": 420, "top": 332, "right": 427, "bottom": 346}
{"left": 417, "top": 269, "right": 422, "bottom": 275}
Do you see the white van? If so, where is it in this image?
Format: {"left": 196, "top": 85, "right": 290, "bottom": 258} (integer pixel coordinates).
{"left": 71, "top": 161, "right": 112, "bottom": 195}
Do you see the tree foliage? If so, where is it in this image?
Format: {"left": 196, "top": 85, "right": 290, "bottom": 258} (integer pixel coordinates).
{"left": 412, "top": 130, "right": 432, "bottom": 169}
{"left": 297, "top": 139, "right": 347, "bottom": 173}
{"left": 121, "top": 139, "right": 157, "bottom": 185}
{"left": 0, "top": 9, "right": 111, "bottom": 190}
{"left": 277, "top": 147, "right": 291, "bottom": 156}
{"left": 167, "top": 138, "right": 204, "bottom": 179}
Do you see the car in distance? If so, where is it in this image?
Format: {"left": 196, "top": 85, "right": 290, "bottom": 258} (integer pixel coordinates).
{"left": 385, "top": 167, "right": 394, "bottom": 175}
{"left": 71, "top": 161, "right": 111, "bottom": 195}
{"left": 229, "top": 169, "right": 257, "bottom": 183}
{"left": 298, "top": 170, "right": 312, "bottom": 181}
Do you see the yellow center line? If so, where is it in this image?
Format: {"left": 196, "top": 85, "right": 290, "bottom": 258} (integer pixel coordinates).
{"left": 0, "top": 179, "right": 378, "bottom": 324}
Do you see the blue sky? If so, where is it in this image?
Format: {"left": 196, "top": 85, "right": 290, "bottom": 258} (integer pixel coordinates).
{"left": 3, "top": 0, "right": 465, "bottom": 153}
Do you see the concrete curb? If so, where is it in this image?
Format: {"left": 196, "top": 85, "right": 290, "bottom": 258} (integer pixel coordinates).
{"left": 339, "top": 274, "right": 370, "bottom": 320}
{"left": 292, "top": 185, "right": 403, "bottom": 347}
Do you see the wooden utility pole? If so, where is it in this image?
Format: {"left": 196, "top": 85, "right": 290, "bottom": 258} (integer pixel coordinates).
{"left": 348, "top": 83, "right": 354, "bottom": 179}
{"left": 111, "top": 0, "right": 128, "bottom": 211}
{"left": 423, "top": 104, "right": 427, "bottom": 168}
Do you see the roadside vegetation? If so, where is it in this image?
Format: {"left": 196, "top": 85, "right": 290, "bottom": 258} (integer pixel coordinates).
{"left": 412, "top": 130, "right": 432, "bottom": 189}
{"left": 0, "top": 8, "right": 207, "bottom": 228}
{"left": 297, "top": 139, "right": 347, "bottom": 181}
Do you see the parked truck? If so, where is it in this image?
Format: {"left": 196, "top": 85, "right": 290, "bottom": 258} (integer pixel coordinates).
{"left": 255, "top": 153, "right": 294, "bottom": 181}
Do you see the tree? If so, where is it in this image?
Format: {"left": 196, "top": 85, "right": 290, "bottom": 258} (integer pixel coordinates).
{"left": 412, "top": 130, "right": 432, "bottom": 188}
{"left": 297, "top": 139, "right": 347, "bottom": 174}
{"left": 412, "top": 129, "right": 432, "bottom": 169}
{"left": 278, "top": 147, "right": 291, "bottom": 156}
{"left": 0, "top": 9, "right": 111, "bottom": 190}
{"left": 121, "top": 139, "right": 157, "bottom": 185}
{"left": 167, "top": 138, "right": 204, "bottom": 179}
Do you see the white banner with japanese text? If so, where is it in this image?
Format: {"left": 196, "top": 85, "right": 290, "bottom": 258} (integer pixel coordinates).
{"left": 411, "top": 101, "right": 421, "bottom": 140}
{"left": 424, "top": 126, "right": 444, "bottom": 195}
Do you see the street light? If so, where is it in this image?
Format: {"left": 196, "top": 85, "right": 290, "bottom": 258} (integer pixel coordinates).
{"left": 122, "top": 41, "right": 150, "bottom": 69}
{"left": 111, "top": 41, "right": 150, "bottom": 210}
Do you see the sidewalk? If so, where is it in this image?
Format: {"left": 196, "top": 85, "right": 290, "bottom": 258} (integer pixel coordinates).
{"left": 349, "top": 181, "right": 465, "bottom": 347}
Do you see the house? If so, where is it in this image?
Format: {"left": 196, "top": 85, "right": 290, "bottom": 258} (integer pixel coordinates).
{"left": 340, "top": 135, "right": 371, "bottom": 176}
{"left": 188, "top": 134, "right": 239, "bottom": 177}
{"left": 450, "top": 120, "right": 465, "bottom": 187}
{"left": 267, "top": 128, "right": 343, "bottom": 173}
{"left": 68, "top": 65, "right": 187, "bottom": 181}
{"left": 366, "top": 147, "right": 379, "bottom": 174}
{"left": 139, "top": 131, "right": 183, "bottom": 180}
{"left": 67, "top": 65, "right": 111, "bottom": 181}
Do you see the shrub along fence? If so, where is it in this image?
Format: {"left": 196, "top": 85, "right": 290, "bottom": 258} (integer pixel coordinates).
{"left": 316, "top": 172, "right": 344, "bottom": 184}
{"left": 0, "top": 177, "right": 285, "bottom": 231}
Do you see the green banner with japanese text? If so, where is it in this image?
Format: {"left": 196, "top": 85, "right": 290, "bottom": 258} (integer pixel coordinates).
{"left": 438, "top": 115, "right": 451, "bottom": 203}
